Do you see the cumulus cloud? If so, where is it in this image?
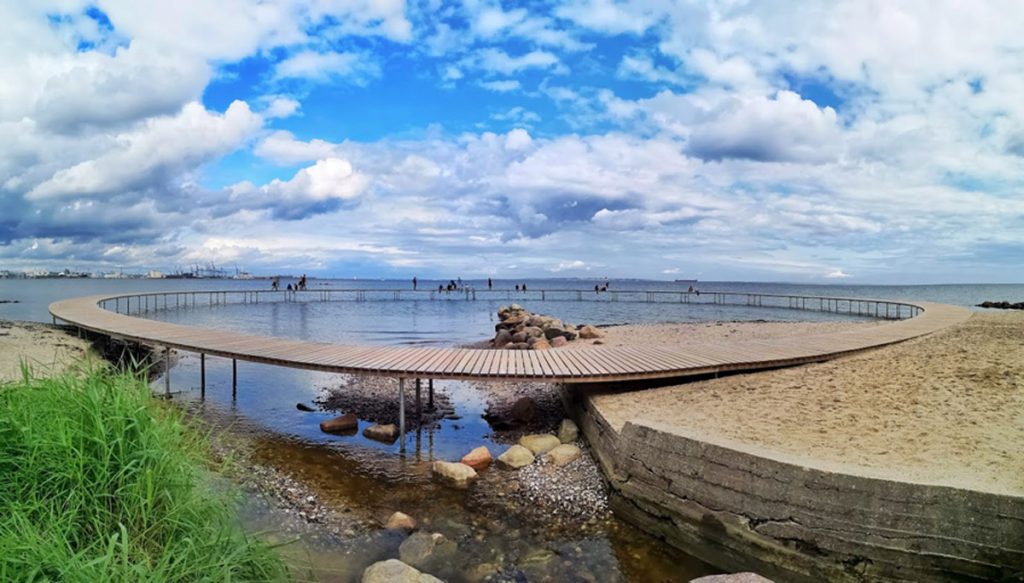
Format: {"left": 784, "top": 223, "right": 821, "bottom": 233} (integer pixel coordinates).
{"left": 549, "top": 259, "right": 589, "bottom": 272}
{"left": 218, "top": 158, "right": 369, "bottom": 220}
{"left": 27, "top": 101, "right": 262, "bottom": 200}
{"left": 261, "top": 96, "right": 301, "bottom": 118}
{"left": 255, "top": 130, "right": 344, "bottom": 165}
{"left": 479, "top": 79, "right": 521, "bottom": 92}
{"left": 474, "top": 48, "right": 561, "bottom": 75}
{"left": 685, "top": 91, "right": 841, "bottom": 163}
{"left": 274, "top": 50, "right": 380, "bottom": 83}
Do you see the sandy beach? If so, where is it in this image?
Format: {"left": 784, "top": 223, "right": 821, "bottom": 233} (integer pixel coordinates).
{"left": 589, "top": 312, "right": 1024, "bottom": 496}
{"left": 0, "top": 321, "right": 93, "bottom": 382}
{"left": 569, "top": 318, "right": 881, "bottom": 349}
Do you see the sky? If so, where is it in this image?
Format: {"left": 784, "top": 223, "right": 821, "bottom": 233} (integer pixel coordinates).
{"left": 2, "top": 1, "right": 1023, "bottom": 283}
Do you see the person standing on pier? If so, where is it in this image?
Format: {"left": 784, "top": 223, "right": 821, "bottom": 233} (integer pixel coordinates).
{"left": 413, "top": 276, "right": 418, "bottom": 290}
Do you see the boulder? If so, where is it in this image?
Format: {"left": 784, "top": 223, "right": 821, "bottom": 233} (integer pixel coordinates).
{"left": 460, "top": 446, "right": 493, "bottom": 471}
{"left": 320, "top": 413, "right": 358, "bottom": 434}
{"left": 501, "top": 303, "right": 524, "bottom": 314}
{"left": 557, "top": 418, "right": 579, "bottom": 443}
{"left": 493, "top": 329, "right": 513, "bottom": 348}
{"left": 511, "top": 331, "right": 528, "bottom": 343}
{"left": 362, "top": 559, "right": 442, "bottom": 583}
{"left": 363, "top": 423, "right": 399, "bottom": 443}
{"left": 510, "top": 396, "right": 537, "bottom": 422}
{"left": 578, "top": 324, "right": 604, "bottom": 339}
{"left": 543, "top": 444, "right": 581, "bottom": 466}
{"left": 689, "top": 574, "right": 774, "bottom": 583}
{"left": 503, "top": 314, "right": 528, "bottom": 327}
{"left": 523, "top": 326, "right": 544, "bottom": 338}
{"left": 526, "top": 316, "right": 547, "bottom": 327}
{"left": 519, "top": 434, "right": 561, "bottom": 455}
{"left": 530, "top": 338, "right": 551, "bottom": 350}
{"left": 463, "top": 562, "right": 501, "bottom": 583}
{"left": 496, "top": 445, "right": 535, "bottom": 469}
{"left": 550, "top": 336, "right": 568, "bottom": 348}
{"left": 431, "top": 461, "right": 478, "bottom": 489}
{"left": 518, "top": 548, "right": 558, "bottom": 581}
{"left": 562, "top": 330, "right": 578, "bottom": 341}
{"left": 543, "top": 326, "right": 566, "bottom": 340}
{"left": 399, "top": 532, "right": 454, "bottom": 568}
{"left": 385, "top": 511, "right": 417, "bottom": 531}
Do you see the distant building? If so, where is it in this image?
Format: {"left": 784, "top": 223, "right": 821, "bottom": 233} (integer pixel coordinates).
{"left": 147, "top": 270, "right": 166, "bottom": 279}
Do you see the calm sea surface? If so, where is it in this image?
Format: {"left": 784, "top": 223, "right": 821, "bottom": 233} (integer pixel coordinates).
{"left": 2, "top": 277, "right": 1019, "bottom": 580}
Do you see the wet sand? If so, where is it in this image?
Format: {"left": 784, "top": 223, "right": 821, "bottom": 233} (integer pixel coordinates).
{"left": 591, "top": 312, "right": 1024, "bottom": 496}
{"left": 0, "top": 321, "right": 93, "bottom": 382}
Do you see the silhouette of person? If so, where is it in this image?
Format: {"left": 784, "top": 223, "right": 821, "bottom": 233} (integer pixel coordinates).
{"left": 487, "top": 278, "right": 493, "bottom": 290}
{"left": 515, "top": 284, "right": 520, "bottom": 292}
{"left": 413, "top": 276, "right": 418, "bottom": 290}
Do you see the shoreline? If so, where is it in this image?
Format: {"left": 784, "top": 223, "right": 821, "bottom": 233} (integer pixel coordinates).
{"left": 0, "top": 320, "right": 93, "bottom": 382}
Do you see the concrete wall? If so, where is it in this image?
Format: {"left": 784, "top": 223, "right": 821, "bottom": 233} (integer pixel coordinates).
{"left": 570, "top": 392, "right": 1024, "bottom": 582}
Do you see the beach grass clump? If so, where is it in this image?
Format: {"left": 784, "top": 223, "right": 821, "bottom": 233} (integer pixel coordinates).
{"left": 0, "top": 364, "right": 287, "bottom": 581}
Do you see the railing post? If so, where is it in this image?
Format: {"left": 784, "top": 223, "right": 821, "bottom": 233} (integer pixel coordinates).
{"left": 231, "top": 359, "right": 237, "bottom": 400}
{"left": 200, "top": 353, "right": 206, "bottom": 398}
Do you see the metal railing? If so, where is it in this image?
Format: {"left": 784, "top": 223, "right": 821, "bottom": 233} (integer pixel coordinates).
{"left": 96, "top": 288, "right": 923, "bottom": 321}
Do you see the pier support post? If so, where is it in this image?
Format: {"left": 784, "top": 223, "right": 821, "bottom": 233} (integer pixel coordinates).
{"left": 428, "top": 379, "right": 434, "bottom": 410}
{"left": 164, "top": 349, "right": 170, "bottom": 395}
{"left": 415, "top": 378, "right": 422, "bottom": 422}
{"left": 200, "top": 353, "right": 206, "bottom": 398}
{"left": 232, "top": 359, "right": 237, "bottom": 400}
{"left": 399, "top": 378, "right": 406, "bottom": 452}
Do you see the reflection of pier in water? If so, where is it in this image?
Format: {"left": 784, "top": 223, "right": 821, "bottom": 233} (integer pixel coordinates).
{"left": 50, "top": 288, "right": 971, "bottom": 451}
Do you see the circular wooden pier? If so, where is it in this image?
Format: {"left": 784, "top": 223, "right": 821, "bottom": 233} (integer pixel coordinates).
{"left": 49, "top": 289, "right": 971, "bottom": 384}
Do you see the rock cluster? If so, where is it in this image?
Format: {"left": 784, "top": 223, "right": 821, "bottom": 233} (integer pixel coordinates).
{"left": 361, "top": 514, "right": 455, "bottom": 582}
{"left": 977, "top": 300, "right": 1024, "bottom": 310}
{"left": 491, "top": 305, "right": 604, "bottom": 350}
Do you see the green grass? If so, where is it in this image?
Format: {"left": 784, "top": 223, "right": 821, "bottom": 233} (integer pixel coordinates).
{"left": 0, "top": 362, "right": 288, "bottom": 582}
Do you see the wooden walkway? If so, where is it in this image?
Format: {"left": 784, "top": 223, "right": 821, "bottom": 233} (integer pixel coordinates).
{"left": 49, "top": 292, "right": 971, "bottom": 384}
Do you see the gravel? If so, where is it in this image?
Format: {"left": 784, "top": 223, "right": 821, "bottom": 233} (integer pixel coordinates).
{"left": 207, "top": 433, "right": 370, "bottom": 543}
{"left": 499, "top": 442, "right": 612, "bottom": 523}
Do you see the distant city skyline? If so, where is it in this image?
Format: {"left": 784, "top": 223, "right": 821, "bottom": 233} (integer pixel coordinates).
{"left": 3, "top": 2, "right": 1023, "bottom": 284}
